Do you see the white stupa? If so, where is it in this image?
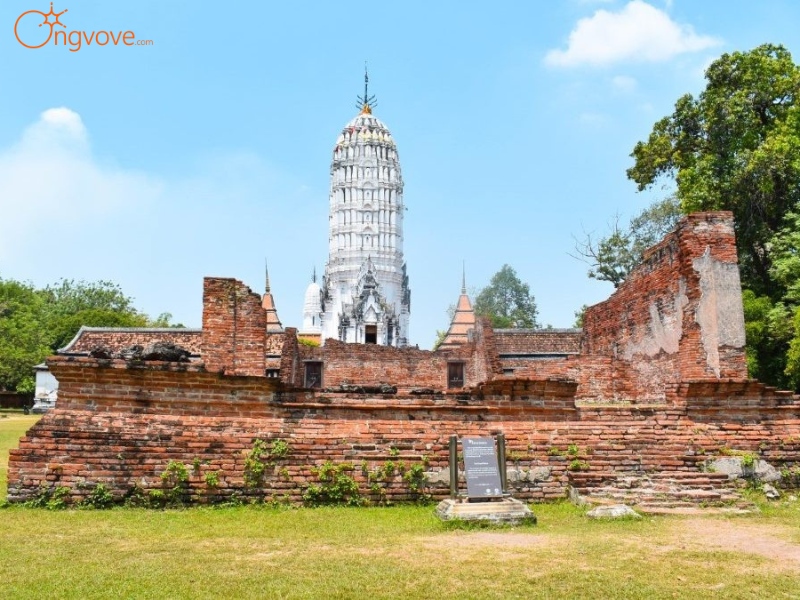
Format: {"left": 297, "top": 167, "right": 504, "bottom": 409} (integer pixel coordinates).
{"left": 306, "top": 70, "right": 410, "bottom": 346}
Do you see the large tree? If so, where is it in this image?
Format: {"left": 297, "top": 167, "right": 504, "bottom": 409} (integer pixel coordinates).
{"left": 625, "top": 44, "right": 800, "bottom": 390}
{"left": 0, "top": 280, "right": 51, "bottom": 393}
{"left": 767, "top": 207, "right": 800, "bottom": 388}
{"left": 474, "top": 265, "right": 538, "bottom": 329}
{"left": 41, "top": 279, "right": 150, "bottom": 350}
{"left": 0, "top": 277, "right": 166, "bottom": 392}
{"left": 628, "top": 43, "right": 800, "bottom": 296}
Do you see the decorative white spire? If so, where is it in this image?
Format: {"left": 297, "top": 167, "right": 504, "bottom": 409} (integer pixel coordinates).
{"left": 317, "top": 73, "right": 410, "bottom": 346}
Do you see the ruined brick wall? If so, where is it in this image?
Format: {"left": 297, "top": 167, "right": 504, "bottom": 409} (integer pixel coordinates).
{"left": 471, "top": 317, "right": 503, "bottom": 383}
{"left": 8, "top": 359, "right": 800, "bottom": 506}
{"left": 201, "top": 278, "right": 266, "bottom": 377}
{"left": 582, "top": 212, "right": 747, "bottom": 401}
{"left": 500, "top": 355, "right": 630, "bottom": 403}
{"left": 279, "top": 328, "right": 302, "bottom": 387}
{"left": 293, "top": 339, "right": 475, "bottom": 391}
{"left": 494, "top": 329, "right": 583, "bottom": 355}
{"left": 60, "top": 328, "right": 203, "bottom": 355}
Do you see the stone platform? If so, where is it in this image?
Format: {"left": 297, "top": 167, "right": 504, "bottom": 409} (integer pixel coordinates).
{"left": 435, "top": 498, "right": 536, "bottom": 525}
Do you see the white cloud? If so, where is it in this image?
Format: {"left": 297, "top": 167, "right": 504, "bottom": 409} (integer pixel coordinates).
{"left": 611, "top": 74, "right": 637, "bottom": 92}
{"left": 545, "top": 0, "right": 721, "bottom": 68}
{"left": 0, "top": 107, "right": 309, "bottom": 329}
{"left": 0, "top": 108, "right": 164, "bottom": 260}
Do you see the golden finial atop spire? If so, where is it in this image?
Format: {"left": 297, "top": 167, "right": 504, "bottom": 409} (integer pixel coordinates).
{"left": 356, "top": 62, "right": 377, "bottom": 114}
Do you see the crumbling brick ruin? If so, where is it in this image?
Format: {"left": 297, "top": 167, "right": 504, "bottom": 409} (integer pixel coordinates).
{"left": 8, "top": 212, "right": 800, "bottom": 508}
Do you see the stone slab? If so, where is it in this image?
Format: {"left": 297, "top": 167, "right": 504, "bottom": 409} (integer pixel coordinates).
{"left": 435, "top": 498, "right": 536, "bottom": 525}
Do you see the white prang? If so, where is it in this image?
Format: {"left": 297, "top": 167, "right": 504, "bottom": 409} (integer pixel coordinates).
{"left": 311, "top": 109, "right": 411, "bottom": 346}
{"left": 302, "top": 275, "right": 322, "bottom": 334}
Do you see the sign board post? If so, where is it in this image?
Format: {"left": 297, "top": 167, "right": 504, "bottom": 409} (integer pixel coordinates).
{"left": 449, "top": 435, "right": 458, "bottom": 498}
{"left": 461, "top": 437, "right": 503, "bottom": 500}
{"left": 436, "top": 433, "right": 536, "bottom": 524}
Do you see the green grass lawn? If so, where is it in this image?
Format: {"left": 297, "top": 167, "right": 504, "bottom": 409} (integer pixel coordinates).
{"left": 0, "top": 411, "right": 40, "bottom": 498}
{"left": 2, "top": 413, "right": 800, "bottom": 599}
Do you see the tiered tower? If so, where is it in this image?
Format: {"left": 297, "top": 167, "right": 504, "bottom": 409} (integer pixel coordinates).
{"left": 309, "top": 70, "right": 411, "bottom": 346}
{"left": 438, "top": 267, "right": 476, "bottom": 350}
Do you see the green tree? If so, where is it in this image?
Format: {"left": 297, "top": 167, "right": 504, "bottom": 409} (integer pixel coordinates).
{"left": 0, "top": 279, "right": 51, "bottom": 392}
{"left": 769, "top": 208, "right": 800, "bottom": 304}
{"left": 42, "top": 279, "right": 149, "bottom": 350}
{"left": 0, "top": 277, "right": 171, "bottom": 391}
{"left": 474, "top": 265, "right": 538, "bottom": 329}
{"left": 768, "top": 206, "right": 800, "bottom": 388}
{"left": 148, "top": 312, "right": 185, "bottom": 328}
{"left": 573, "top": 305, "right": 588, "bottom": 328}
{"left": 741, "top": 290, "right": 794, "bottom": 388}
{"left": 573, "top": 196, "right": 681, "bottom": 287}
{"left": 786, "top": 307, "right": 800, "bottom": 389}
{"left": 628, "top": 44, "right": 800, "bottom": 295}
{"left": 626, "top": 44, "right": 800, "bottom": 389}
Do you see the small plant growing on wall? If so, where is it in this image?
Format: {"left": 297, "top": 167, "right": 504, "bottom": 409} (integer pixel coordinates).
{"left": 204, "top": 471, "right": 220, "bottom": 488}
{"left": 302, "top": 461, "right": 363, "bottom": 507}
{"left": 243, "top": 438, "right": 291, "bottom": 488}
{"left": 567, "top": 444, "right": 580, "bottom": 457}
{"left": 160, "top": 460, "right": 191, "bottom": 505}
{"left": 568, "top": 459, "right": 590, "bottom": 472}
{"left": 403, "top": 463, "right": 427, "bottom": 496}
{"left": 24, "top": 484, "right": 70, "bottom": 510}
{"left": 271, "top": 439, "right": 290, "bottom": 459}
{"left": 78, "top": 483, "right": 114, "bottom": 509}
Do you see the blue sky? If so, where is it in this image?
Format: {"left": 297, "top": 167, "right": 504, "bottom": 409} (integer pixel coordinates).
{"left": 2, "top": 0, "right": 800, "bottom": 349}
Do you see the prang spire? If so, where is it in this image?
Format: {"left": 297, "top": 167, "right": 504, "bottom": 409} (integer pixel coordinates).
{"left": 356, "top": 63, "right": 377, "bottom": 114}
{"left": 261, "top": 259, "right": 283, "bottom": 333}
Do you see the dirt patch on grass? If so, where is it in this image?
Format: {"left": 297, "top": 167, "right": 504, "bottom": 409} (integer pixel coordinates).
{"left": 663, "top": 518, "right": 800, "bottom": 569}
{"left": 420, "top": 516, "right": 800, "bottom": 572}
{"left": 443, "top": 531, "right": 550, "bottom": 548}
{"left": 420, "top": 530, "right": 563, "bottom": 552}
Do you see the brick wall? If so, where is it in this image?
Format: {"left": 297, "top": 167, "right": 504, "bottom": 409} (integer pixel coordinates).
{"left": 494, "top": 329, "right": 583, "bottom": 355}
{"left": 196, "top": 214, "right": 746, "bottom": 404}
{"left": 8, "top": 358, "right": 800, "bottom": 506}
{"left": 581, "top": 212, "right": 747, "bottom": 401}
{"left": 201, "top": 278, "right": 266, "bottom": 377}
{"left": 275, "top": 321, "right": 499, "bottom": 392}
{"left": 12, "top": 212, "right": 785, "bottom": 506}
{"left": 500, "top": 355, "right": 627, "bottom": 403}
{"left": 291, "top": 338, "right": 475, "bottom": 391}
{"left": 61, "top": 328, "right": 202, "bottom": 355}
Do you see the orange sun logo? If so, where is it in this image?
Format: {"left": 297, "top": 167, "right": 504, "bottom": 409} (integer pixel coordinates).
{"left": 14, "top": 2, "right": 68, "bottom": 49}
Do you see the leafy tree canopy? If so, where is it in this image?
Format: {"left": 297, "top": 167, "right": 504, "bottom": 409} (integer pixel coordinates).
{"left": 42, "top": 279, "right": 152, "bottom": 350}
{"left": 474, "top": 265, "right": 538, "bottom": 329}
{"left": 627, "top": 43, "right": 800, "bottom": 295}
{"left": 0, "top": 280, "right": 50, "bottom": 393}
{"left": 573, "top": 196, "right": 682, "bottom": 287}
{"left": 0, "top": 277, "right": 173, "bottom": 392}
{"left": 623, "top": 44, "right": 800, "bottom": 390}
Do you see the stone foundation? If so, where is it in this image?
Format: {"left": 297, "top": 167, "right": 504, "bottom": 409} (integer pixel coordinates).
{"left": 8, "top": 357, "right": 800, "bottom": 506}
